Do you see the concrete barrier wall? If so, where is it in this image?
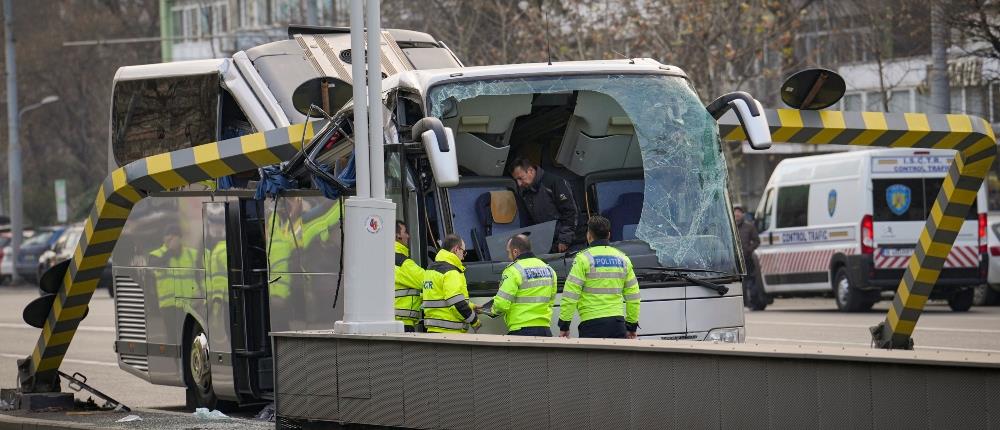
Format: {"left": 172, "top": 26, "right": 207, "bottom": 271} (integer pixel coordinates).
{"left": 272, "top": 332, "right": 1000, "bottom": 430}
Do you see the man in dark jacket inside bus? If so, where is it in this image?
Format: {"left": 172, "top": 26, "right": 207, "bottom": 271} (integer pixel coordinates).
{"left": 510, "top": 157, "right": 579, "bottom": 253}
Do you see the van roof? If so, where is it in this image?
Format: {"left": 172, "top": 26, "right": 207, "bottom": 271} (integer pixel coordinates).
{"left": 769, "top": 148, "right": 960, "bottom": 185}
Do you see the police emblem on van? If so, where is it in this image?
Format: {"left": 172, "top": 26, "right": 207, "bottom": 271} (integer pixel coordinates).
{"left": 886, "top": 184, "right": 911, "bottom": 216}
{"left": 827, "top": 189, "right": 837, "bottom": 217}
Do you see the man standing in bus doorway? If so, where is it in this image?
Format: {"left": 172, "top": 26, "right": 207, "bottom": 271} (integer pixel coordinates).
{"left": 558, "top": 216, "right": 640, "bottom": 339}
{"left": 489, "top": 234, "right": 557, "bottom": 336}
{"left": 734, "top": 206, "right": 765, "bottom": 310}
{"left": 421, "top": 234, "right": 481, "bottom": 333}
{"left": 394, "top": 221, "right": 424, "bottom": 332}
{"left": 510, "top": 158, "right": 579, "bottom": 253}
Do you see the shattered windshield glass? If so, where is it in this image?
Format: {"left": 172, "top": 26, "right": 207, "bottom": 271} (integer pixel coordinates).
{"left": 427, "top": 74, "right": 738, "bottom": 274}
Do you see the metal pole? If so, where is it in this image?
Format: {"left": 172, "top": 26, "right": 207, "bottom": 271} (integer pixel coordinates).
{"left": 929, "top": 1, "right": 950, "bottom": 114}
{"left": 366, "top": 0, "right": 384, "bottom": 200}
{"left": 333, "top": 0, "right": 400, "bottom": 335}
{"left": 4, "top": 0, "right": 22, "bottom": 284}
{"left": 349, "top": 0, "right": 370, "bottom": 199}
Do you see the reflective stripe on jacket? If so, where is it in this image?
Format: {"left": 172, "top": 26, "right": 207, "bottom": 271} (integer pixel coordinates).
{"left": 394, "top": 241, "right": 424, "bottom": 326}
{"left": 421, "top": 249, "right": 477, "bottom": 333}
{"left": 558, "top": 241, "right": 640, "bottom": 328}
{"left": 493, "top": 253, "right": 556, "bottom": 333}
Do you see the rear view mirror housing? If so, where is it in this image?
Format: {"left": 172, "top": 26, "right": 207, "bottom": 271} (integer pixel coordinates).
{"left": 706, "top": 91, "right": 772, "bottom": 150}
{"left": 412, "top": 117, "right": 459, "bottom": 187}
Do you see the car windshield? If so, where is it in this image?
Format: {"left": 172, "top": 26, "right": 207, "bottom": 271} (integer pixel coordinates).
{"left": 427, "top": 73, "right": 739, "bottom": 274}
{"left": 23, "top": 231, "right": 54, "bottom": 247}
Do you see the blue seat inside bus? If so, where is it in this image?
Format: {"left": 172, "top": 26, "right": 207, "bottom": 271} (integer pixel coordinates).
{"left": 446, "top": 177, "right": 521, "bottom": 261}
{"left": 585, "top": 169, "right": 644, "bottom": 242}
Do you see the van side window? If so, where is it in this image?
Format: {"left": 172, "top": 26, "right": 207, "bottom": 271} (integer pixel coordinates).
{"left": 776, "top": 185, "right": 809, "bottom": 228}
{"left": 756, "top": 188, "right": 773, "bottom": 231}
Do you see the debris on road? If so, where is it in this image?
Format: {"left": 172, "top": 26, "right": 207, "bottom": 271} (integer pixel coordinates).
{"left": 192, "top": 407, "right": 229, "bottom": 420}
{"left": 116, "top": 414, "right": 142, "bottom": 422}
{"left": 254, "top": 403, "right": 275, "bottom": 422}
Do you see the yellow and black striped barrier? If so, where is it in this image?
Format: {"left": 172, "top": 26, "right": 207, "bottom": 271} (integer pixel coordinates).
{"left": 720, "top": 109, "right": 996, "bottom": 349}
{"left": 17, "top": 122, "right": 318, "bottom": 392}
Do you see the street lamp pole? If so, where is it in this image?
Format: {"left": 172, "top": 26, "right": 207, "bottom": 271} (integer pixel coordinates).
{"left": 5, "top": 0, "right": 22, "bottom": 284}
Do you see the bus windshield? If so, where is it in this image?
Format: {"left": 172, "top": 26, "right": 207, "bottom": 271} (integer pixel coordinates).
{"left": 427, "top": 74, "right": 739, "bottom": 275}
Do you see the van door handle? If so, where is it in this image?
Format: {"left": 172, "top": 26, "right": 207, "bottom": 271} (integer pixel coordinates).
{"left": 768, "top": 232, "right": 773, "bottom": 245}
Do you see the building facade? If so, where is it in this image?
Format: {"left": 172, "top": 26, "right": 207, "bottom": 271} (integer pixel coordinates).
{"left": 159, "top": 0, "right": 350, "bottom": 62}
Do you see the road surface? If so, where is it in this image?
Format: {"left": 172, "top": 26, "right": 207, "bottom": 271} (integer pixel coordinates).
{"left": 0, "top": 285, "right": 997, "bottom": 410}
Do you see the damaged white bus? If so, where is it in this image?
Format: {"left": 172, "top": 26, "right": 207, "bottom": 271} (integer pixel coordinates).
{"left": 108, "top": 26, "right": 769, "bottom": 408}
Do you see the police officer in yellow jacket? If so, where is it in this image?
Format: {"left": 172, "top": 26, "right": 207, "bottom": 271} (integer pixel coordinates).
{"left": 491, "top": 234, "right": 557, "bottom": 336}
{"left": 558, "top": 216, "right": 640, "bottom": 339}
{"left": 394, "top": 221, "right": 424, "bottom": 332}
{"left": 421, "top": 234, "right": 481, "bottom": 333}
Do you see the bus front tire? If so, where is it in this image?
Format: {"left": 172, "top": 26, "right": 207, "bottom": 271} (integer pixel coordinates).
{"left": 833, "top": 267, "right": 875, "bottom": 312}
{"left": 184, "top": 322, "right": 234, "bottom": 411}
{"left": 948, "top": 288, "right": 974, "bottom": 312}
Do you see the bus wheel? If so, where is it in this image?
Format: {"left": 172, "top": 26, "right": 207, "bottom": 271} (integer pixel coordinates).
{"left": 833, "top": 267, "right": 873, "bottom": 312}
{"left": 184, "top": 323, "right": 233, "bottom": 411}
{"left": 948, "top": 288, "right": 974, "bottom": 312}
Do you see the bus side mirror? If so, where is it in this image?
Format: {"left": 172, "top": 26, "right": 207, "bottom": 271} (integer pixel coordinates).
{"left": 707, "top": 91, "right": 772, "bottom": 150}
{"left": 413, "top": 117, "right": 459, "bottom": 188}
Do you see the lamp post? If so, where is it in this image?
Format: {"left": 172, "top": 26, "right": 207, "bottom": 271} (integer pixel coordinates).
{"left": 7, "top": 94, "right": 59, "bottom": 284}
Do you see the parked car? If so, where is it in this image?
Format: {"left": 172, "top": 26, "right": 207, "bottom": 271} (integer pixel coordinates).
{"left": 980, "top": 216, "right": 1000, "bottom": 305}
{"left": 15, "top": 227, "right": 66, "bottom": 284}
{"left": 1, "top": 230, "right": 35, "bottom": 285}
{"left": 34, "top": 224, "right": 113, "bottom": 296}
{"left": 38, "top": 224, "right": 82, "bottom": 279}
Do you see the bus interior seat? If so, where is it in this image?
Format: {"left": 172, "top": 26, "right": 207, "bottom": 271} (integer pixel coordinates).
{"left": 556, "top": 91, "right": 641, "bottom": 176}
{"left": 604, "top": 192, "right": 643, "bottom": 241}
{"left": 445, "top": 177, "right": 518, "bottom": 261}
{"left": 584, "top": 169, "right": 643, "bottom": 241}
{"left": 441, "top": 94, "right": 533, "bottom": 176}
{"left": 472, "top": 190, "right": 522, "bottom": 260}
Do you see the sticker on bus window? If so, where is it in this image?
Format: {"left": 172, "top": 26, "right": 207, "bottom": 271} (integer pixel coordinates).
{"left": 886, "top": 184, "right": 912, "bottom": 216}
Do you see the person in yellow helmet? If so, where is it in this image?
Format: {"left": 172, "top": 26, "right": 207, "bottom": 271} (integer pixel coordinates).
{"left": 393, "top": 221, "right": 424, "bottom": 332}
{"left": 421, "top": 234, "right": 480, "bottom": 333}
{"left": 491, "top": 234, "right": 557, "bottom": 336}
{"left": 558, "top": 216, "right": 640, "bottom": 339}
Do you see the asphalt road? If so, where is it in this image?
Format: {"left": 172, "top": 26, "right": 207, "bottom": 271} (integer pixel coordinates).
{"left": 0, "top": 285, "right": 997, "bottom": 410}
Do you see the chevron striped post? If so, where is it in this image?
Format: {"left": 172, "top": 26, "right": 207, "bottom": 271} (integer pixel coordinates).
{"left": 17, "top": 122, "right": 318, "bottom": 392}
{"left": 719, "top": 109, "right": 996, "bottom": 349}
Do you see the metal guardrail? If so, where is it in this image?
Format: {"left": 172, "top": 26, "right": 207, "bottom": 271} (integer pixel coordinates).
{"left": 272, "top": 332, "right": 1000, "bottom": 430}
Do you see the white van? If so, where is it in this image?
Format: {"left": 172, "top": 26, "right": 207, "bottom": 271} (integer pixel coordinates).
{"left": 753, "top": 148, "right": 987, "bottom": 312}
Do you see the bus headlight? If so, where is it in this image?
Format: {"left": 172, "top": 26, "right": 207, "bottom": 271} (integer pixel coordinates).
{"left": 705, "top": 327, "right": 744, "bottom": 343}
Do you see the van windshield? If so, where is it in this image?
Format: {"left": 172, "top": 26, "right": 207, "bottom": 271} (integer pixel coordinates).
{"left": 426, "top": 74, "right": 739, "bottom": 275}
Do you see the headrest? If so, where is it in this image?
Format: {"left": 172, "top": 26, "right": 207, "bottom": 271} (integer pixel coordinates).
{"left": 489, "top": 190, "right": 517, "bottom": 224}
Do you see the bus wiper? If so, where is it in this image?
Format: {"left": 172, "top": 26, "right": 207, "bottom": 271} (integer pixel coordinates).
{"left": 635, "top": 267, "right": 732, "bottom": 296}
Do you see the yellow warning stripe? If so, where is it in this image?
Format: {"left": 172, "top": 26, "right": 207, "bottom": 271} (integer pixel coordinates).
{"left": 719, "top": 109, "right": 995, "bottom": 348}
{"left": 23, "top": 122, "right": 319, "bottom": 389}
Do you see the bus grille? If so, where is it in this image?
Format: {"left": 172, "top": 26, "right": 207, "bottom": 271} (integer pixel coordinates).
{"left": 114, "top": 275, "right": 148, "bottom": 371}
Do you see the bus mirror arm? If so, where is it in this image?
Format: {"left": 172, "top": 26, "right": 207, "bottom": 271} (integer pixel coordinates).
{"left": 706, "top": 91, "right": 772, "bottom": 150}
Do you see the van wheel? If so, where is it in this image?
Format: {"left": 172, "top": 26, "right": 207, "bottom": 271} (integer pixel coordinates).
{"left": 833, "top": 267, "right": 874, "bottom": 312}
{"left": 948, "top": 288, "right": 974, "bottom": 312}
{"left": 184, "top": 322, "right": 235, "bottom": 411}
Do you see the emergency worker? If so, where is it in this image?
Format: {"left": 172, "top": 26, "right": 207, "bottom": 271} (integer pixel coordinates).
{"left": 558, "top": 216, "right": 640, "bottom": 339}
{"left": 421, "top": 234, "right": 481, "bottom": 333}
{"left": 491, "top": 234, "right": 557, "bottom": 336}
{"left": 148, "top": 225, "right": 198, "bottom": 310}
{"left": 393, "top": 221, "right": 424, "bottom": 331}
{"left": 510, "top": 158, "right": 579, "bottom": 253}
